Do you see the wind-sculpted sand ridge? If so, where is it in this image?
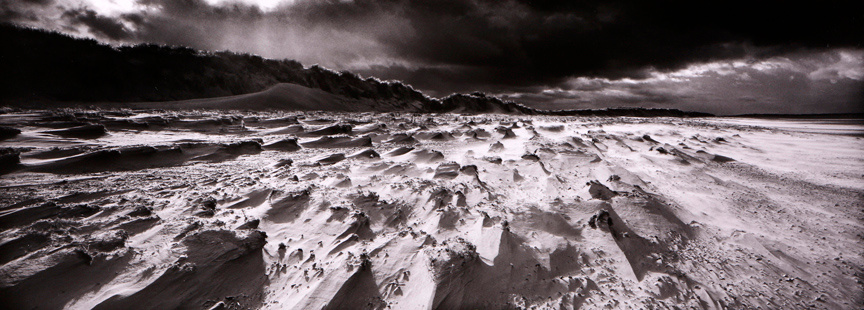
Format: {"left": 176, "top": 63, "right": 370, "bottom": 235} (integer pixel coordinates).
{"left": 0, "top": 110, "right": 861, "bottom": 309}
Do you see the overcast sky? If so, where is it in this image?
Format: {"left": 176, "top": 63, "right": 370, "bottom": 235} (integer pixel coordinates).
{"left": 2, "top": 0, "right": 862, "bottom": 114}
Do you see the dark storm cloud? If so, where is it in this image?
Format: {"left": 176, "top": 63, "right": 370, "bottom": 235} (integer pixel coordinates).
{"left": 61, "top": 8, "right": 131, "bottom": 40}
{"left": 499, "top": 49, "right": 864, "bottom": 114}
{"left": 0, "top": 0, "right": 40, "bottom": 23}
{"left": 1, "top": 0, "right": 862, "bottom": 113}
{"left": 306, "top": 0, "right": 862, "bottom": 95}
{"left": 18, "top": 0, "right": 858, "bottom": 94}
{"left": 12, "top": 1, "right": 864, "bottom": 83}
{"left": 21, "top": 0, "right": 53, "bottom": 5}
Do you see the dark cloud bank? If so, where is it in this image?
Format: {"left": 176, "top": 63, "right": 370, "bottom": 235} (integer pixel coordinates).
{"left": 1, "top": 0, "right": 862, "bottom": 114}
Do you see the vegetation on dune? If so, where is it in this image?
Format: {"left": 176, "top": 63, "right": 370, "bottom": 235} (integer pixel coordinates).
{"left": 0, "top": 24, "right": 429, "bottom": 104}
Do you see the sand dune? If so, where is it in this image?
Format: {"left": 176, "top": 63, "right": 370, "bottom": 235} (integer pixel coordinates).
{"left": 0, "top": 110, "right": 862, "bottom": 309}
{"left": 132, "top": 84, "right": 361, "bottom": 112}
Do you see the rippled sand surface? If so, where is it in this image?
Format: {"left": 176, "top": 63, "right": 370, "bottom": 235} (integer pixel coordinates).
{"left": 1, "top": 110, "right": 861, "bottom": 309}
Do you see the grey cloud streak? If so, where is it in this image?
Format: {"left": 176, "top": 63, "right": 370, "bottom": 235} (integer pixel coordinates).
{"left": 500, "top": 50, "right": 864, "bottom": 115}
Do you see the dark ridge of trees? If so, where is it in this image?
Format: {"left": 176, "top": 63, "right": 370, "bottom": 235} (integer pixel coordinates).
{"left": 0, "top": 23, "right": 431, "bottom": 105}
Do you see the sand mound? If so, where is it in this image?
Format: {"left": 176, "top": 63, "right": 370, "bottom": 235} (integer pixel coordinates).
{"left": 267, "top": 124, "right": 305, "bottom": 135}
{"left": 301, "top": 136, "right": 373, "bottom": 148}
{"left": 23, "top": 147, "right": 88, "bottom": 159}
{"left": 496, "top": 126, "right": 517, "bottom": 139}
{"left": 43, "top": 124, "right": 107, "bottom": 139}
{"left": 411, "top": 148, "right": 445, "bottom": 163}
{"left": 19, "top": 141, "right": 262, "bottom": 174}
{"left": 539, "top": 124, "right": 565, "bottom": 132}
{"left": 384, "top": 133, "right": 418, "bottom": 145}
{"left": 252, "top": 116, "right": 299, "bottom": 127}
{"left": 317, "top": 153, "right": 347, "bottom": 165}
{"left": 386, "top": 146, "right": 414, "bottom": 156}
{"left": 465, "top": 128, "right": 492, "bottom": 140}
{"left": 266, "top": 190, "right": 311, "bottom": 223}
{"left": 263, "top": 138, "right": 301, "bottom": 152}
{"left": 0, "top": 149, "right": 20, "bottom": 172}
{"left": 141, "top": 83, "right": 361, "bottom": 111}
{"left": 93, "top": 230, "right": 268, "bottom": 310}
{"left": 225, "top": 189, "right": 274, "bottom": 209}
{"left": 0, "top": 127, "right": 20, "bottom": 140}
{"left": 428, "top": 131, "right": 455, "bottom": 141}
{"left": 586, "top": 180, "right": 617, "bottom": 200}
{"left": 0, "top": 249, "right": 135, "bottom": 310}
{"left": 350, "top": 149, "right": 380, "bottom": 160}
{"left": 302, "top": 124, "right": 352, "bottom": 137}
{"left": 433, "top": 162, "right": 461, "bottom": 179}
{"left": 171, "top": 116, "right": 245, "bottom": 133}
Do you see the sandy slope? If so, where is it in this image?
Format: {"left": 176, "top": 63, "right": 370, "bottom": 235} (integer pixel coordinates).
{"left": 132, "top": 84, "right": 365, "bottom": 112}
{"left": 127, "top": 83, "right": 426, "bottom": 113}
{"left": 0, "top": 110, "right": 861, "bottom": 309}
